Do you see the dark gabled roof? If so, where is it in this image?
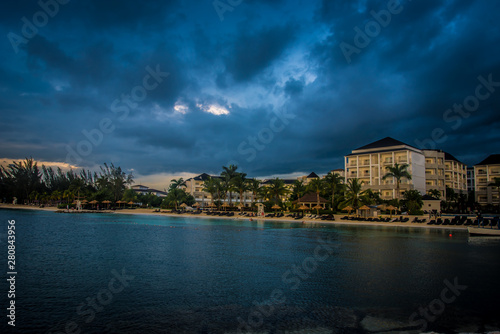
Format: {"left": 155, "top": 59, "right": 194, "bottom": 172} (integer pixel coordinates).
{"left": 306, "top": 172, "right": 319, "bottom": 178}
{"left": 261, "top": 179, "right": 295, "bottom": 185}
{"left": 444, "top": 152, "right": 463, "bottom": 164}
{"left": 191, "top": 173, "right": 223, "bottom": 181}
{"left": 193, "top": 173, "right": 212, "bottom": 181}
{"left": 353, "top": 137, "right": 419, "bottom": 151}
{"left": 294, "top": 192, "right": 329, "bottom": 204}
{"left": 423, "top": 149, "right": 465, "bottom": 164}
{"left": 422, "top": 194, "right": 440, "bottom": 201}
{"left": 475, "top": 154, "right": 500, "bottom": 166}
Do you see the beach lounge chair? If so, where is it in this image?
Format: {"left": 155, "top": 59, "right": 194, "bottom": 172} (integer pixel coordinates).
{"left": 427, "top": 220, "right": 436, "bottom": 225}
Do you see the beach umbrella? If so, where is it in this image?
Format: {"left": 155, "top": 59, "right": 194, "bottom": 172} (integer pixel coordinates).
{"left": 192, "top": 202, "right": 200, "bottom": 207}
{"left": 102, "top": 200, "right": 111, "bottom": 209}
{"left": 127, "top": 201, "right": 134, "bottom": 208}
{"left": 89, "top": 200, "right": 98, "bottom": 209}
{"left": 271, "top": 204, "right": 281, "bottom": 214}
{"left": 359, "top": 205, "right": 370, "bottom": 218}
{"left": 236, "top": 203, "right": 245, "bottom": 212}
{"left": 313, "top": 204, "right": 323, "bottom": 215}
{"left": 222, "top": 202, "right": 229, "bottom": 211}
{"left": 342, "top": 205, "right": 353, "bottom": 216}
{"left": 386, "top": 205, "right": 397, "bottom": 218}
{"left": 180, "top": 203, "right": 187, "bottom": 208}
{"left": 298, "top": 204, "right": 309, "bottom": 216}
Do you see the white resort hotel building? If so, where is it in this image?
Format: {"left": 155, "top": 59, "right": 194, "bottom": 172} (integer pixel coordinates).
{"left": 345, "top": 137, "right": 426, "bottom": 200}
{"left": 344, "top": 137, "right": 467, "bottom": 200}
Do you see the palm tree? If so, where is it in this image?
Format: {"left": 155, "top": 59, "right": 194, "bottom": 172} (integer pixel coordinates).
{"left": 341, "top": 178, "right": 369, "bottom": 213}
{"left": 402, "top": 189, "right": 423, "bottom": 214}
{"left": 202, "top": 177, "right": 219, "bottom": 208}
{"left": 231, "top": 173, "right": 248, "bottom": 211}
{"left": 170, "top": 178, "right": 187, "bottom": 189}
{"left": 364, "top": 188, "right": 382, "bottom": 205}
{"left": 167, "top": 188, "right": 183, "bottom": 211}
{"left": 169, "top": 178, "right": 188, "bottom": 211}
{"left": 307, "top": 178, "right": 325, "bottom": 208}
{"left": 427, "top": 189, "right": 442, "bottom": 200}
{"left": 221, "top": 165, "right": 238, "bottom": 206}
{"left": 382, "top": 163, "right": 412, "bottom": 203}
{"left": 324, "top": 171, "right": 343, "bottom": 210}
{"left": 445, "top": 186, "right": 458, "bottom": 211}
{"left": 63, "top": 189, "right": 75, "bottom": 204}
{"left": 488, "top": 177, "right": 500, "bottom": 209}
{"left": 267, "top": 178, "right": 289, "bottom": 204}
{"left": 291, "top": 180, "right": 306, "bottom": 201}
{"left": 248, "top": 178, "right": 261, "bottom": 210}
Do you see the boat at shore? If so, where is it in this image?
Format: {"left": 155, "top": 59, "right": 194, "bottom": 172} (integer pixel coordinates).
{"left": 468, "top": 226, "right": 500, "bottom": 236}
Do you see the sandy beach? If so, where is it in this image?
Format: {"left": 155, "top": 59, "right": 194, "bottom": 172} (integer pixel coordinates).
{"left": 0, "top": 203, "right": 468, "bottom": 230}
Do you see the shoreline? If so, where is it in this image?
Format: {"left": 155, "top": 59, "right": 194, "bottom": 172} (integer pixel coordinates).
{"left": 0, "top": 203, "right": 468, "bottom": 231}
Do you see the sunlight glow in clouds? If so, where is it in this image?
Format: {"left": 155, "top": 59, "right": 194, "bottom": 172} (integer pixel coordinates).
{"left": 197, "top": 103, "right": 230, "bottom": 116}
{"left": 173, "top": 103, "right": 189, "bottom": 115}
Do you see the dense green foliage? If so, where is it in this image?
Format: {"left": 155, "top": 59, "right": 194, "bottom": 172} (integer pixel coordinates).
{"left": 0, "top": 158, "right": 133, "bottom": 205}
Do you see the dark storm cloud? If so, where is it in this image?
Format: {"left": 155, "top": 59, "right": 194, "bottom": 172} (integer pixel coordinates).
{"left": 225, "top": 23, "right": 297, "bottom": 82}
{"left": 0, "top": 0, "right": 499, "bottom": 178}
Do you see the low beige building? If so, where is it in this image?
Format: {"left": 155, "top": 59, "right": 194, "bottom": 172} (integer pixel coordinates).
{"left": 184, "top": 173, "right": 256, "bottom": 208}
{"left": 422, "top": 194, "right": 441, "bottom": 213}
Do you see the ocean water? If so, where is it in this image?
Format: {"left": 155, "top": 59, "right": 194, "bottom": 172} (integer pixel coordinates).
{"left": 1, "top": 209, "right": 499, "bottom": 333}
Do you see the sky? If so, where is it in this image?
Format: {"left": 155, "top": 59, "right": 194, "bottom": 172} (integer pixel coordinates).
{"left": 1, "top": 0, "right": 499, "bottom": 188}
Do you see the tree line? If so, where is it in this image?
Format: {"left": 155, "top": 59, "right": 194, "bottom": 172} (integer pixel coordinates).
{"left": 0, "top": 158, "right": 133, "bottom": 207}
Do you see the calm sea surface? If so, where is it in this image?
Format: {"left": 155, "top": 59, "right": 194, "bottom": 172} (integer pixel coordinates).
{"left": 1, "top": 209, "right": 499, "bottom": 333}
